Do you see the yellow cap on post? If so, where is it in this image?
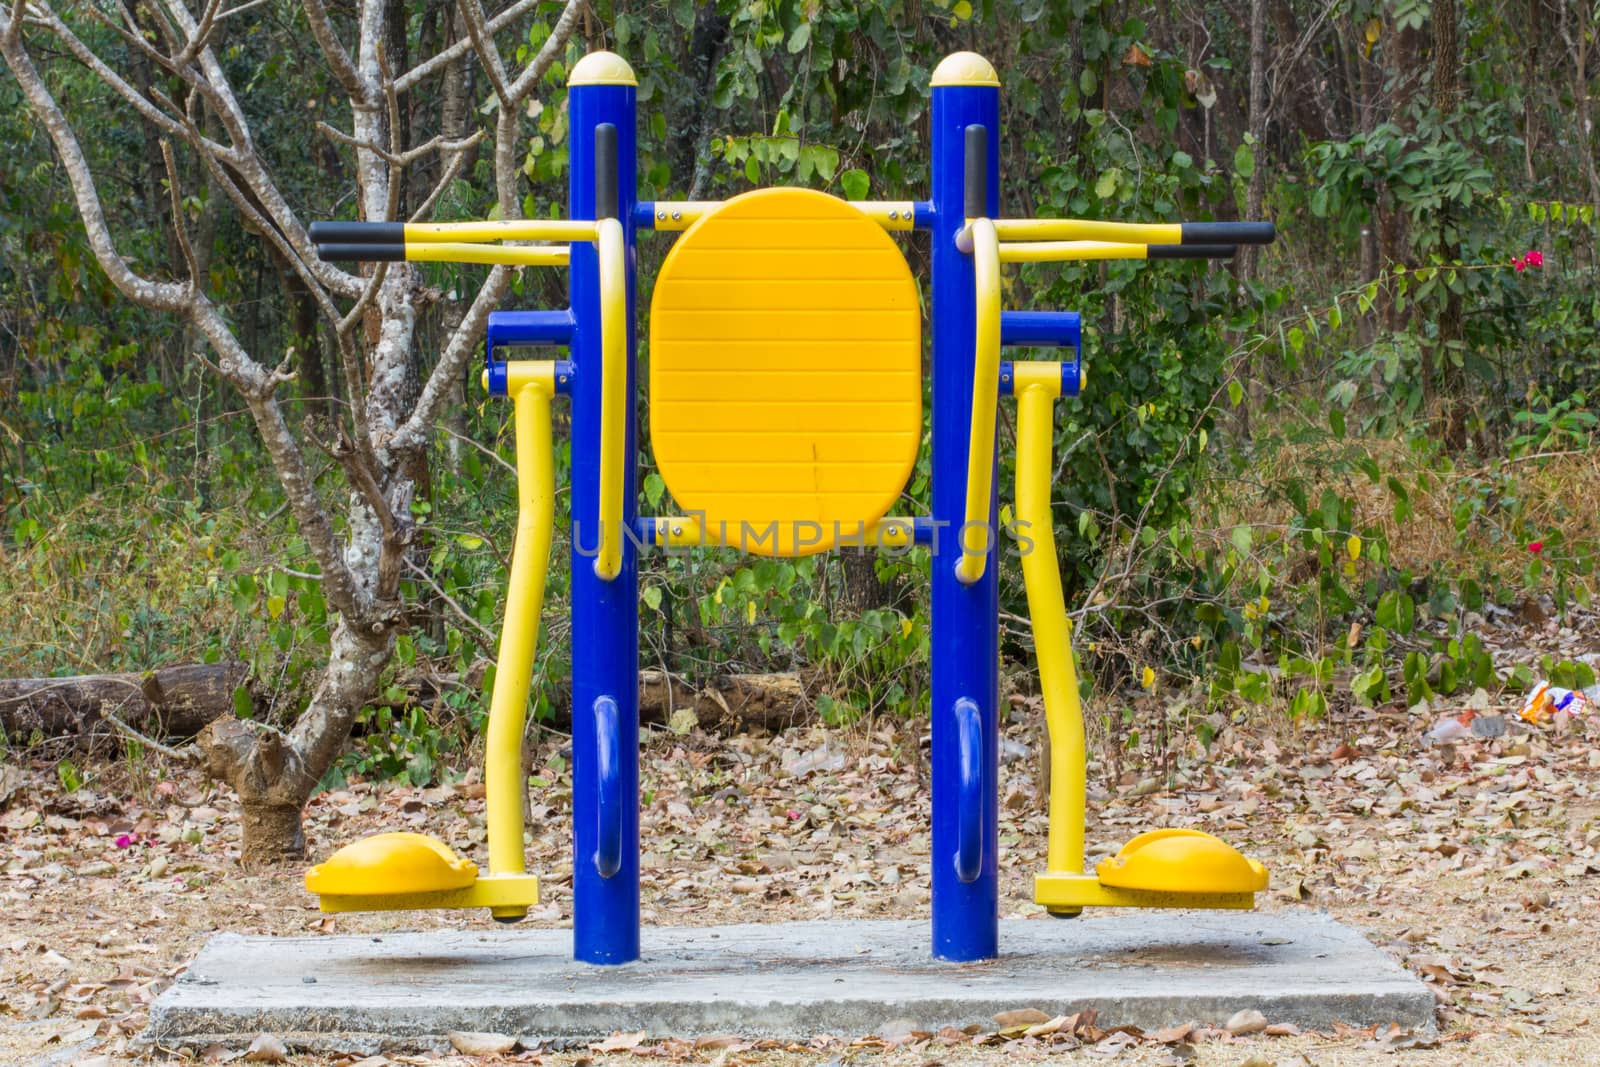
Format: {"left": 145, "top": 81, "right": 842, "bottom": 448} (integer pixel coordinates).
{"left": 931, "top": 52, "right": 999, "bottom": 88}
{"left": 569, "top": 51, "right": 637, "bottom": 87}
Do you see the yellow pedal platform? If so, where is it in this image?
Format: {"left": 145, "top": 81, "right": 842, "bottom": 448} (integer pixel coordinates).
{"left": 1034, "top": 829, "right": 1267, "bottom": 912}
{"left": 305, "top": 831, "right": 539, "bottom": 916}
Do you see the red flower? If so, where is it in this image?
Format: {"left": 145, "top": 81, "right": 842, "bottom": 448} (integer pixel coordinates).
{"left": 1525, "top": 249, "right": 1544, "bottom": 267}
{"left": 1512, "top": 256, "right": 1527, "bottom": 272}
{"left": 1529, "top": 541, "right": 1544, "bottom": 554}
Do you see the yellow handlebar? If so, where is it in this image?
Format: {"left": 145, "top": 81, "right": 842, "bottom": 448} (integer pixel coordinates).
{"left": 1014, "top": 369, "right": 1086, "bottom": 882}
{"left": 990, "top": 218, "right": 1182, "bottom": 245}
{"left": 405, "top": 219, "right": 602, "bottom": 243}
{"left": 999, "top": 241, "right": 1152, "bottom": 263}
{"left": 956, "top": 217, "right": 1001, "bottom": 585}
{"left": 593, "top": 216, "right": 627, "bottom": 582}
{"left": 405, "top": 243, "right": 571, "bottom": 268}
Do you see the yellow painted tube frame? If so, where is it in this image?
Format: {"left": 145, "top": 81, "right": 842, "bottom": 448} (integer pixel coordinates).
{"left": 649, "top": 515, "right": 916, "bottom": 550}
{"left": 1015, "top": 372, "right": 1087, "bottom": 896}
{"left": 990, "top": 218, "right": 1181, "bottom": 245}
{"left": 999, "top": 241, "right": 1151, "bottom": 263}
{"left": 405, "top": 242, "right": 571, "bottom": 268}
{"left": 648, "top": 200, "right": 916, "bottom": 232}
{"left": 956, "top": 217, "right": 1001, "bottom": 585}
{"left": 405, "top": 220, "right": 599, "bottom": 243}
{"left": 593, "top": 216, "right": 626, "bottom": 581}
{"left": 483, "top": 370, "right": 556, "bottom": 919}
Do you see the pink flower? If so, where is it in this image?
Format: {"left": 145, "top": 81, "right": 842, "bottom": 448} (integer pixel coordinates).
{"left": 1512, "top": 256, "right": 1527, "bottom": 272}
{"left": 1529, "top": 541, "right": 1544, "bottom": 554}
{"left": 1525, "top": 249, "right": 1544, "bottom": 267}
{"left": 114, "top": 833, "right": 136, "bottom": 848}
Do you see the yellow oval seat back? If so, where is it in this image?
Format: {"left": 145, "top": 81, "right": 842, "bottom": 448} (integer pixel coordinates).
{"left": 305, "top": 831, "right": 478, "bottom": 896}
{"left": 649, "top": 188, "right": 922, "bottom": 556}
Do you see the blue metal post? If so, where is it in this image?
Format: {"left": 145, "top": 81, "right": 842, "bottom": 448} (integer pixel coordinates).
{"left": 567, "top": 54, "right": 640, "bottom": 965}
{"left": 928, "top": 54, "right": 1001, "bottom": 962}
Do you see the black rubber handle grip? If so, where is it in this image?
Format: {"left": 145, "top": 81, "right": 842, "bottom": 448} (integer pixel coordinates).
{"left": 964, "top": 124, "right": 987, "bottom": 218}
{"left": 315, "top": 243, "right": 406, "bottom": 262}
{"left": 595, "top": 123, "right": 618, "bottom": 221}
{"left": 309, "top": 221, "right": 406, "bottom": 245}
{"left": 1180, "top": 221, "right": 1275, "bottom": 245}
{"left": 1149, "top": 244, "right": 1236, "bottom": 260}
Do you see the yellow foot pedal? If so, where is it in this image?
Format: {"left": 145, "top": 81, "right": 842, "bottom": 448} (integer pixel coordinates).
{"left": 306, "top": 831, "right": 538, "bottom": 918}
{"left": 1034, "top": 829, "right": 1267, "bottom": 912}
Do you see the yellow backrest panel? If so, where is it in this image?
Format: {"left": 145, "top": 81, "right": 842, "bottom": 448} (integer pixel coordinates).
{"left": 650, "top": 188, "right": 922, "bottom": 556}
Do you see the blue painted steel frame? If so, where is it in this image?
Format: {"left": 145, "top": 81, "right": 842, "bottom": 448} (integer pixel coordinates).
{"left": 568, "top": 79, "right": 641, "bottom": 964}
{"left": 929, "top": 76, "right": 1001, "bottom": 961}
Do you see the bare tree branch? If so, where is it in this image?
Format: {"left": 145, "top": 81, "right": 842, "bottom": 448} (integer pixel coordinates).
{"left": 301, "top": 0, "right": 368, "bottom": 102}
{"left": 387, "top": 0, "right": 581, "bottom": 454}
{"left": 174, "top": 0, "right": 226, "bottom": 69}
{"left": 408, "top": 135, "right": 478, "bottom": 220}
{"left": 317, "top": 121, "right": 485, "bottom": 166}
{"left": 454, "top": 0, "right": 510, "bottom": 105}
{"left": 161, "top": 140, "right": 203, "bottom": 287}
{"left": 32, "top": 4, "right": 189, "bottom": 138}
{"left": 393, "top": 0, "right": 535, "bottom": 93}
{"left": 0, "top": 15, "right": 190, "bottom": 312}
{"left": 504, "top": 0, "right": 582, "bottom": 104}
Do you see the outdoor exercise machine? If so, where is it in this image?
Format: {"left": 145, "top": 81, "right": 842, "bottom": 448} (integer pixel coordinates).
{"left": 303, "top": 50, "right": 1273, "bottom": 965}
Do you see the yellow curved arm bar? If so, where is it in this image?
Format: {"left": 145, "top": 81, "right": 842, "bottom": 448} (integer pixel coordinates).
{"left": 1014, "top": 368, "right": 1087, "bottom": 883}
{"left": 405, "top": 242, "right": 571, "bottom": 268}
{"left": 405, "top": 220, "right": 601, "bottom": 242}
{"left": 484, "top": 365, "right": 557, "bottom": 919}
{"left": 999, "top": 241, "right": 1152, "bottom": 263}
{"left": 991, "top": 218, "right": 1182, "bottom": 245}
{"left": 956, "top": 217, "right": 1001, "bottom": 585}
{"left": 593, "top": 216, "right": 627, "bottom": 581}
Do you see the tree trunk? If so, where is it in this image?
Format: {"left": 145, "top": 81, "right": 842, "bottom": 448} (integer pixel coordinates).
{"left": 0, "top": 0, "right": 584, "bottom": 865}
{"left": 1432, "top": 0, "right": 1465, "bottom": 448}
{"left": 197, "top": 621, "right": 390, "bottom": 863}
{"left": 1240, "top": 0, "right": 1268, "bottom": 289}
{"left": 841, "top": 552, "right": 896, "bottom": 613}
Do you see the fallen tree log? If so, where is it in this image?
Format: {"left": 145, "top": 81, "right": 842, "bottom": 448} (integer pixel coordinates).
{"left": 1, "top": 659, "right": 816, "bottom": 746}
{"left": 394, "top": 666, "right": 818, "bottom": 733}
{"left": 639, "top": 668, "right": 815, "bottom": 732}
{"left": 0, "top": 662, "right": 251, "bottom": 740}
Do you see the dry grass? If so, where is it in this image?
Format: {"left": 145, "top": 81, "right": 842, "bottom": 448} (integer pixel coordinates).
{"left": 1209, "top": 433, "right": 1600, "bottom": 600}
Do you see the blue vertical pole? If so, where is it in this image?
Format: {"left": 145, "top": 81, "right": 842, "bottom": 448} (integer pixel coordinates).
{"left": 928, "top": 53, "right": 1001, "bottom": 962}
{"left": 567, "top": 52, "right": 640, "bottom": 965}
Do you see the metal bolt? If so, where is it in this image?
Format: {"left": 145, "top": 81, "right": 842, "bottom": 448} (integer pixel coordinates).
{"left": 888, "top": 210, "right": 899, "bottom": 220}
{"left": 671, "top": 524, "right": 683, "bottom": 536}
{"left": 671, "top": 210, "right": 682, "bottom": 221}
{"left": 656, "top": 210, "right": 666, "bottom": 221}
{"left": 558, "top": 375, "right": 568, "bottom": 384}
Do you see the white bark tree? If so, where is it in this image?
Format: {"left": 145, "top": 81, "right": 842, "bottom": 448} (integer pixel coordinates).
{"left": 0, "top": 0, "right": 583, "bottom": 860}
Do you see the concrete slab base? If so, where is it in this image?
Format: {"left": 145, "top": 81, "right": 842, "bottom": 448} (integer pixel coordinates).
{"left": 147, "top": 913, "right": 1432, "bottom": 1051}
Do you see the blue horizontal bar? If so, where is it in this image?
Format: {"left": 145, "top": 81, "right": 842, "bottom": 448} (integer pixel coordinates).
{"left": 487, "top": 309, "right": 575, "bottom": 358}
{"left": 633, "top": 202, "right": 657, "bottom": 230}
{"left": 913, "top": 200, "right": 936, "bottom": 230}
{"left": 1000, "top": 310, "right": 1081, "bottom": 349}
